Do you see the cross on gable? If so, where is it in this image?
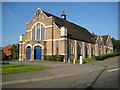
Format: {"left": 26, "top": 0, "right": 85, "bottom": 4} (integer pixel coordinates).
{"left": 36, "top": 10, "right": 41, "bottom": 20}
{"left": 36, "top": 11, "right": 40, "bottom": 15}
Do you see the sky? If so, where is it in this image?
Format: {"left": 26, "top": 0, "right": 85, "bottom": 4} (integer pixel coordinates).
{"left": 2, "top": 2, "right": 118, "bottom": 47}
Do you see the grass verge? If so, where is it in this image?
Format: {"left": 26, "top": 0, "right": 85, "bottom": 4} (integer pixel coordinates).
{"left": 1, "top": 64, "right": 55, "bottom": 75}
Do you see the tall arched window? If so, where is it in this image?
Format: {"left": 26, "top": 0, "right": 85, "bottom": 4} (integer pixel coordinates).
{"left": 77, "top": 44, "right": 82, "bottom": 60}
{"left": 41, "top": 24, "right": 45, "bottom": 40}
{"left": 91, "top": 46, "right": 94, "bottom": 57}
{"left": 32, "top": 26, "right": 35, "bottom": 40}
{"left": 85, "top": 45, "right": 89, "bottom": 58}
{"left": 69, "top": 44, "right": 74, "bottom": 54}
{"left": 32, "top": 23, "right": 45, "bottom": 41}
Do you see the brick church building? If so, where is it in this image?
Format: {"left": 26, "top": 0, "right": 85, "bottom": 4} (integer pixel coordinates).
{"left": 19, "top": 8, "right": 113, "bottom": 61}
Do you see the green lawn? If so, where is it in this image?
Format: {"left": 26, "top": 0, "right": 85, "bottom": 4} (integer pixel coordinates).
{"left": 1, "top": 64, "right": 55, "bottom": 75}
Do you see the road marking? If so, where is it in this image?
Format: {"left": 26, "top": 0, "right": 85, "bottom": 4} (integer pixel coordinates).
{"left": 107, "top": 68, "right": 120, "bottom": 72}
{"left": 2, "top": 68, "right": 103, "bottom": 86}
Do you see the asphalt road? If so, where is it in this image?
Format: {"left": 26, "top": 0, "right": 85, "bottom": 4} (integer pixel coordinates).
{"left": 2, "top": 56, "right": 120, "bottom": 89}
{"left": 3, "top": 66, "right": 119, "bottom": 88}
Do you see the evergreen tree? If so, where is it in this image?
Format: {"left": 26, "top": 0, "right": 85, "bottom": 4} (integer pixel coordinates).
{"left": 111, "top": 38, "right": 120, "bottom": 52}
{"left": 12, "top": 43, "right": 19, "bottom": 59}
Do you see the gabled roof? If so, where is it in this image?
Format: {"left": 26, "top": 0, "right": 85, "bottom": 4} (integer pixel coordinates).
{"left": 91, "top": 35, "right": 99, "bottom": 43}
{"left": 43, "top": 10, "right": 95, "bottom": 43}
{"left": 3, "top": 45, "right": 12, "bottom": 55}
{"left": 101, "top": 35, "right": 109, "bottom": 45}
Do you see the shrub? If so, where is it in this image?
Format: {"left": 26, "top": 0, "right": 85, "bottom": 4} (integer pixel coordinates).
{"left": 43, "top": 55, "right": 64, "bottom": 62}
{"left": 83, "top": 57, "right": 96, "bottom": 63}
{"left": 69, "top": 52, "right": 120, "bottom": 64}
{"left": 2, "top": 61, "right": 10, "bottom": 65}
{"left": 75, "top": 60, "right": 80, "bottom": 63}
{"left": 2, "top": 59, "right": 18, "bottom": 61}
{"left": 95, "top": 52, "right": 120, "bottom": 60}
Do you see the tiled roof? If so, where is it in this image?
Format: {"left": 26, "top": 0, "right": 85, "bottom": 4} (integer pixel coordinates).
{"left": 43, "top": 10, "right": 95, "bottom": 43}
{"left": 3, "top": 45, "right": 12, "bottom": 55}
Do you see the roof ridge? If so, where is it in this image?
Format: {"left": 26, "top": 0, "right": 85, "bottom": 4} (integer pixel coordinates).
{"left": 101, "top": 35, "right": 109, "bottom": 36}
{"left": 43, "top": 10, "right": 89, "bottom": 31}
{"left": 42, "top": 10, "right": 94, "bottom": 43}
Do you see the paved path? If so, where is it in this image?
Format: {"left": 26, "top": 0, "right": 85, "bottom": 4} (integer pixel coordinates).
{"left": 2, "top": 56, "right": 119, "bottom": 87}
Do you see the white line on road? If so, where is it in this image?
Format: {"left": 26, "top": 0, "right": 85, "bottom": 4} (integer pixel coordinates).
{"left": 3, "top": 69, "right": 101, "bottom": 86}
{"left": 108, "top": 68, "right": 120, "bottom": 72}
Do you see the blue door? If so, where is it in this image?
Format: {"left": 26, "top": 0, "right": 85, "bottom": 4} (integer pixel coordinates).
{"left": 34, "top": 46, "right": 42, "bottom": 60}
{"left": 27, "top": 46, "right": 31, "bottom": 60}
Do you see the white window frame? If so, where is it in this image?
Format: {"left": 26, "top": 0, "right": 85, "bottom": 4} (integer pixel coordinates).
{"left": 31, "top": 22, "right": 46, "bottom": 41}
{"left": 69, "top": 43, "right": 74, "bottom": 54}
{"left": 78, "top": 44, "right": 82, "bottom": 55}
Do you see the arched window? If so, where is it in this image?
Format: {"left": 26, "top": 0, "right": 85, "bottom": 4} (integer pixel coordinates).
{"left": 32, "top": 27, "right": 35, "bottom": 40}
{"left": 77, "top": 44, "right": 82, "bottom": 60}
{"left": 32, "top": 23, "right": 45, "bottom": 41}
{"left": 56, "top": 41, "right": 59, "bottom": 54}
{"left": 85, "top": 45, "right": 89, "bottom": 58}
{"left": 69, "top": 44, "right": 74, "bottom": 54}
{"left": 91, "top": 46, "right": 94, "bottom": 57}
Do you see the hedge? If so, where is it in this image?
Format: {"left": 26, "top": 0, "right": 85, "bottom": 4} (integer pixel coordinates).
{"left": 43, "top": 55, "right": 64, "bottom": 62}
{"left": 70, "top": 52, "right": 120, "bottom": 63}
{"left": 95, "top": 52, "right": 120, "bottom": 60}
{"left": 70, "top": 60, "right": 80, "bottom": 63}
{"left": 83, "top": 57, "right": 97, "bottom": 63}
{"left": 2, "top": 59, "right": 18, "bottom": 61}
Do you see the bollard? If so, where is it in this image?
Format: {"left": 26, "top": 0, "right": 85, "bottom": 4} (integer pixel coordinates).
{"left": 63, "top": 58, "right": 66, "bottom": 63}
{"left": 79, "top": 56, "right": 83, "bottom": 64}
{"left": 73, "top": 59, "right": 75, "bottom": 64}
{"left": 68, "top": 59, "right": 70, "bottom": 63}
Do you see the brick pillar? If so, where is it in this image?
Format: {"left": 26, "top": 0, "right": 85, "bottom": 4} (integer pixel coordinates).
{"left": 30, "top": 47, "right": 34, "bottom": 61}
{"left": 82, "top": 42, "right": 85, "bottom": 59}
{"left": 64, "top": 39, "right": 68, "bottom": 61}
{"left": 19, "top": 43, "right": 22, "bottom": 61}
{"left": 74, "top": 40, "right": 77, "bottom": 60}
{"left": 100, "top": 46, "right": 102, "bottom": 55}
{"left": 19, "top": 35, "right": 25, "bottom": 61}
{"left": 22, "top": 44, "right": 25, "bottom": 60}
{"left": 93, "top": 44, "right": 95, "bottom": 57}
{"left": 24, "top": 47, "right": 26, "bottom": 60}
{"left": 104, "top": 46, "right": 105, "bottom": 54}
{"left": 60, "top": 38, "right": 67, "bottom": 62}
{"left": 42, "top": 47, "right": 44, "bottom": 60}
{"left": 19, "top": 43, "right": 25, "bottom": 61}
{"left": 89, "top": 43, "right": 91, "bottom": 58}
{"left": 94, "top": 44, "right": 98, "bottom": 56}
